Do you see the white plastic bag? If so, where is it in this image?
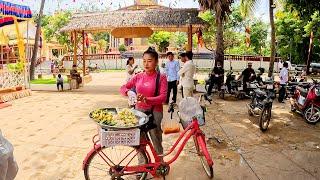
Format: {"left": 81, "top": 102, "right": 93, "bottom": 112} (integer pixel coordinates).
{"left": 127, "top": 90, "right": 137, "bottom": 107}
{"left": 0, "top": 130, "right": 18, "bottom": 180}
{"left": 178, "top": 97, "right": 205, "bottom": 128}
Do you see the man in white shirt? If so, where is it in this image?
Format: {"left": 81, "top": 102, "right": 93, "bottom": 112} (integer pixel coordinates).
{"left": 278, "top": 62, "right": 289, "bottom": 103}
{"left": 179, "top": 51, "right": 196, "bottom": 97}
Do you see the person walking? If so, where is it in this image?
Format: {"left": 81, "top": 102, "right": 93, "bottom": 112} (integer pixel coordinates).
{"left": 165, "top": 52, "right": 180, "bottom": 104}
{"left": 179, "top": 51, "right": 196, "bottom": 97}
{"left": 278, "top": 62, "right": 289, "bottom": 103}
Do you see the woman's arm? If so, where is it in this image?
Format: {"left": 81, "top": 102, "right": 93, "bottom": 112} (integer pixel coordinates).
{"left": 146, "top": 74, "right": 168, "bottom": 105}
{"left": 120, "top": 75, "right": 138, "bottom": 96}
{"left": 127, "top": 66, "right": 135, "bottom": 75}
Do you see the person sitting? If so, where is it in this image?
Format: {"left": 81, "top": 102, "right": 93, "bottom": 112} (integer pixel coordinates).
{"left": 205, "top": 61, "right": 224, "bottom": 100}
{"left": 237, "top": 62, "right": 256, "bottom": 94}
{"left": 70, "top": 65, "right": 82, "bottom": 85}
{"left": 56, "top": 74, "right": 64, "bottom": 91}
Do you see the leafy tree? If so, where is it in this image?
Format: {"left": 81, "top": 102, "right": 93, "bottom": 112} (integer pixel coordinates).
{"left": 275, "top": 9, "right": 305, "bottom": 64}
{"left": 148, "top": 31, "right": 172, "bottom": 52}
{"left": 93, "top": 32, "right": 109, "bottom": 42}
{"left": 240, "top": 0, "right": 277, "bottom": 77}
{"left": 250, "top": 20, "right": 268, "bottom": 55}
{"left": 41, "top": 11, "right": 72, "bottom": 50}
{"left": 171, "top": 32, "right": 187, "bottom": 50}
{"left": 198, "top": 0, "right": 233, "bottom": 66}
{"left": 97, "top": 39, "right": 107, "bottom": 53}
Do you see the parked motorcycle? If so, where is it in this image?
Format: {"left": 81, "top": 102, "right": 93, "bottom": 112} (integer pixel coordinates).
{"left": 290, "top": 79, "right": 320, "bottom": 124}
{"left": 247, "top": 80, "right": 275, "bottom": 132}
{"left": 205, "top": 73, "right": 226, "bottom": 99}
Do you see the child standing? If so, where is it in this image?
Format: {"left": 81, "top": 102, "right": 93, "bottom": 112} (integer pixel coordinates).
{"left": 56, "top": 74, "right": 64, "bottom": 91}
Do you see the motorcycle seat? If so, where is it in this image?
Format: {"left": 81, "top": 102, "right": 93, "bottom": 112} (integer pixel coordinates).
{"left": 254, "top": 89, "right": 267, "bottom": 97}
{"left": 296, "top": 86, "right": 308, "bottom": 97}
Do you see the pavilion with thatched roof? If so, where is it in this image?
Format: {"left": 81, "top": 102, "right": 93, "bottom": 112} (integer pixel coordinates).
{"left": 60, "top": 0, "right": 204, "bottom": 77}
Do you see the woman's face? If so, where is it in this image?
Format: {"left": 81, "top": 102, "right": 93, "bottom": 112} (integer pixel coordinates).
{"left": 129, "top": 59, "right": 134, "bottom": 65}
{"left": 143, "top": 54, "right": 157, "bottom": 73}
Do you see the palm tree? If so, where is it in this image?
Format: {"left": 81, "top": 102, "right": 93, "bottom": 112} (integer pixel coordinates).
{"left": 30, "top": 0, "right": 45, "bottom": 80}
{"left": 197, "top": 0, "right": 233, "bottom": 66}
{"left": 240, "top": 0, "right": 276, "bottom": 77}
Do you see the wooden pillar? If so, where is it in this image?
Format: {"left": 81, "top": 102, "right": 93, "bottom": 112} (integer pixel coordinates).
{"left": 82, "top": 30, "right": 86, "bottom": 77}
{"left": 73, "top": 31, "right": 78, "bottom": 66}
{"left": 187, "top": 25, "right": 193, "bottom": 52}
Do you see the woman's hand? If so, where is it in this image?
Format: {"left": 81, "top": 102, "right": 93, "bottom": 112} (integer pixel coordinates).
{"left": 137, "top": 94, "right": 147, "bottom": 103}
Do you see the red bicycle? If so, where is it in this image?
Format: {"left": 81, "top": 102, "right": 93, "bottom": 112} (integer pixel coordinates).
{"left": 83, "top": 117, "right": 214, "bottom": 179}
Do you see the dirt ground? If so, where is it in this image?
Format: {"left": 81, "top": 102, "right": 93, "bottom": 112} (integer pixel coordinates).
{"left": 0, "top": 72, "right": 319, "bottom": 180}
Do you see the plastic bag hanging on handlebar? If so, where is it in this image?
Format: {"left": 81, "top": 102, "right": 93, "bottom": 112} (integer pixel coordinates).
{"left": 0, "top": 130, "right": 19, "bottom": 180}
{"left": 178, "top": 97, "right": 205, "bottom": 128}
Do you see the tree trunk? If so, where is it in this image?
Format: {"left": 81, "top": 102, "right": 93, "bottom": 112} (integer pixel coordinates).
{"left": 30, "top": 0, "right": 45, "bottom": 80}
{"left": 268, "top": 0, "right": 276, "bottom": 77}
{"left": 306, "top": 31, "right": 314, "bottom": 75}
{"left": 215, "top": 19, "right": 224, "bottom": 67}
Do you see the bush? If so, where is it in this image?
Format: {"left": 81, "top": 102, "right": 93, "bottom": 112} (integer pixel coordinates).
{"left": 118, "top": 44, "right": 127, "bottom": 52}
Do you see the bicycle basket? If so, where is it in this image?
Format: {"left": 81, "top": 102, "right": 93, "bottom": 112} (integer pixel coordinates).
{"left": 178, "top": 97, "right": 205, "bottom": 129}
{"left": 100, "top": 127, "right": 140, "bottom": 147}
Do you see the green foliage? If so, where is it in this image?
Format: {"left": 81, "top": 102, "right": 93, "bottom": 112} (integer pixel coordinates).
{"left": 199, "top": 5, "right": 269, "bottom": 55}
{"left": 97, "top": 39, "right": 107, "bottom": 52}
{"left": 118, "top": 44, "right": 127, "bottom": 52}
{"left": 93, "top": 32, "right": 109, "bottom": 42}
{"left": 148, "top": 31, "right": 172, "bottom": 52}
{"left": 171, "top": 32, "right": 187, "bottom": 50}
{"left": 41, "top": 11, "right": 72, "bottom": 49}
{"left": 250, "top": 20, "right": 268, "bottom": 55}
{"left": 7, "top": 62, "right": 25, "bottom": 73}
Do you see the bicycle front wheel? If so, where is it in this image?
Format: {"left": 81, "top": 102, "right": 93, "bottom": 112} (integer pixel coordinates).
{"left": 83, "top": 145, "right": 149, "bottom": 180}
{"left": 193, "top": 136, "right": 214, "bottom": 179}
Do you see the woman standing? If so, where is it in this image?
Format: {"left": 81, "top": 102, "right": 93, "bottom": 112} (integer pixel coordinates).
{"left": 126, "top": 57, "right": 138, "bottom": 82}
{"left": 120, "top": 48, "right": 167, "bottom": 155}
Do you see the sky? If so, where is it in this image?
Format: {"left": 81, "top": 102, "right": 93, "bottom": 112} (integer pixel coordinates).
{"left": 9, "top": 0, "right": 269, "bottom": 22}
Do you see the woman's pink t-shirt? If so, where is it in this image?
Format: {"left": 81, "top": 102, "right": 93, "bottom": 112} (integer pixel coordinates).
{"left": 120, "top": 71, "right": 167, "bottom": 112}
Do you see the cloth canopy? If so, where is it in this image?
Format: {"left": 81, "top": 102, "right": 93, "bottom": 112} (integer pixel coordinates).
{"left": 0, "top": 0, "right": 32, "bottom": 27}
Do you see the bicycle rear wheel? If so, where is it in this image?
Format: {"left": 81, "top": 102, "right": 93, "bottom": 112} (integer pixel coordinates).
{"left": 193, "top": 136, "right": 214, "bottom": 179}
{"left": 83, "top": 145, "right": 149, "bottom": 180}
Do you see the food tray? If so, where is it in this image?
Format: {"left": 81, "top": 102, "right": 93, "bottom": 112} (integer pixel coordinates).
{"left": 89, "top": 108, "right": 149, "bottom": 130}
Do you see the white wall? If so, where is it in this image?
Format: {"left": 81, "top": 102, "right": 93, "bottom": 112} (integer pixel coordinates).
{"left": 63, "top": 58, "right": 277, "bottom": 72}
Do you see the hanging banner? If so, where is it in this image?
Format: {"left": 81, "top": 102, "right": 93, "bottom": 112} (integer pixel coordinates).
{"left": 0, "top": 0, "right": 32, "bottom": 19}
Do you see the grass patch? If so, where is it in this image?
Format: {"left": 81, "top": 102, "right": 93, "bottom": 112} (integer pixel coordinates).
{"left": 31, "top": 78, "right": 68, "bottom": 84}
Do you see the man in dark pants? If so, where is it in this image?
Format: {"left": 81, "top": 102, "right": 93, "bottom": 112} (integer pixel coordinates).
{"left": 278, "top": 62, "right": 289, "bottom": 103}
{"left": 205, "top": 61, "right": 224, "bottom": 100}
{"left": 165, "top": 52, "right": 180, "bottom": 104}
{"left": 237, "top": 62, "right": 256, "bottom": 95}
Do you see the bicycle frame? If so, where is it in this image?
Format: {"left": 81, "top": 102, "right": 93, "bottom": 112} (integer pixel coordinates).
{"left": 83, "top": 118, "right": 214, "bottom": 178}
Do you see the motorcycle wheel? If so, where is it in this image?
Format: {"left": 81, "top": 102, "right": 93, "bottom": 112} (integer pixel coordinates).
{"left": 303, "top": 106, "right": 320, "bottom": 124}
{"left": 259, "top": 106, "right": 272, "bottom": 132}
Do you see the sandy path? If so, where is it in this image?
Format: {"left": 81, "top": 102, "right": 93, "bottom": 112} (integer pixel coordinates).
{"left": 0, "top": 72, "right": 319, "bottom": 180}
